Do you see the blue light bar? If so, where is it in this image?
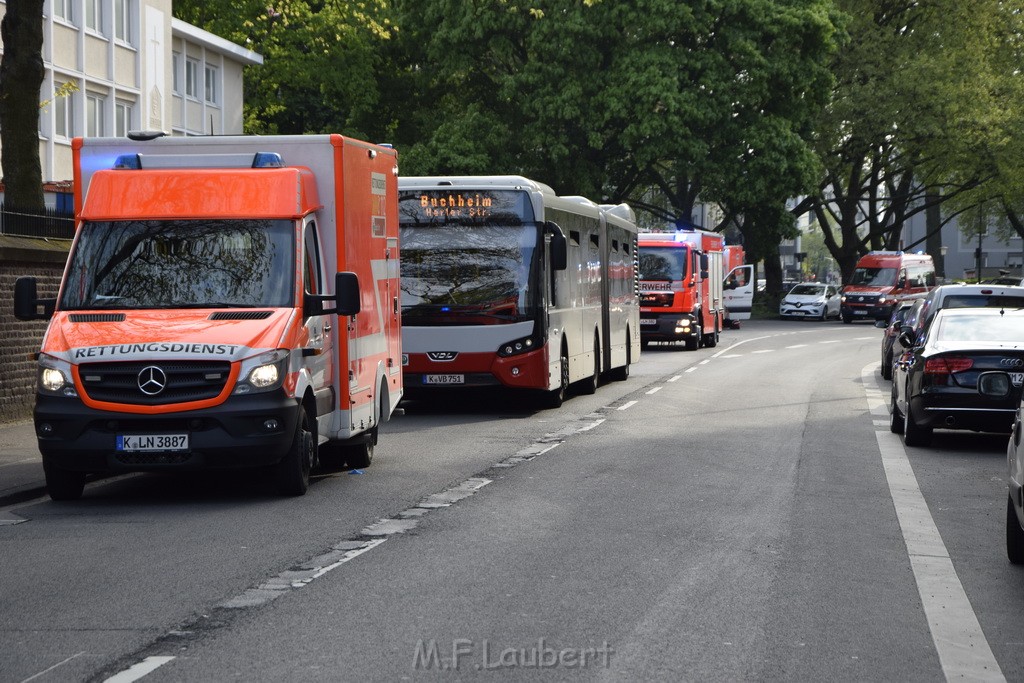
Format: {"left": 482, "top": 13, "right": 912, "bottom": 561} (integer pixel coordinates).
{"left": 252, "top": 152, "right": 284, "bottom": 168}
{"left": 113, "top": 154, "right": 142, "bottom": 169}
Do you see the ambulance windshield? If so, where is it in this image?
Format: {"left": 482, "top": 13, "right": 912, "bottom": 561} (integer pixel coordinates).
{"left": 61, "top": 219, "right": 295, "bottom": 309}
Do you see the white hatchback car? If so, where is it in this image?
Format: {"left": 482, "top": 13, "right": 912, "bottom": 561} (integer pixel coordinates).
{"left": 779, "top": 283, "right": 841, "bottom": 321}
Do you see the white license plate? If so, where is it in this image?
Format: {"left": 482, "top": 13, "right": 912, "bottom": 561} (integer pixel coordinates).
{"left": 640, "top": 318, "right": 657, "bottom": 325}
{"left": 854, "top": 310, "right": 867, "bottom": 315}
{"left": 1013, "top": 373, "right": 1024, "bottom": 387}
{"left": 424, "top": 374, "right": 464, "bottom": 385}
{"left": 117, "top": 434, "right": 189, "bottom": 452}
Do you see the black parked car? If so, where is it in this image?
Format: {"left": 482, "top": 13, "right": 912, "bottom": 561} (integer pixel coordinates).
{"left": 890, "top": 308, "right": 1024, "bottom": 447}
{"left": 875, "top": 297, "right": 922, "bottom": 380}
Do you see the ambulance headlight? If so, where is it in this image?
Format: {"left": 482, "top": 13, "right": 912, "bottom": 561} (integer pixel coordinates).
{"left": 235, "top": 350, "right": 289, "bottom": 394}
{"left": 38, "top": 356, "right": 76, "bottom": 396}
{"left": 41, "top": 367, "right": 68, "bottom": 392}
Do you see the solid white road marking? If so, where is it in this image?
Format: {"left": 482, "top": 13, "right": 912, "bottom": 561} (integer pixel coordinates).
{"left": 21, "top": 653, "right": 87, "bottom": 682}
{"left": 864, "top": 364, "right": 1005, "bottom": 682}
{"left": 103, "top": 656, "right": 175, "bottom": 683}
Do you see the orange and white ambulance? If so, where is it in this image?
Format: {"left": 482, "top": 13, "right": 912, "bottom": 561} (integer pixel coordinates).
{"left": 13, "top": 133, "right": 402, "bottom": 500}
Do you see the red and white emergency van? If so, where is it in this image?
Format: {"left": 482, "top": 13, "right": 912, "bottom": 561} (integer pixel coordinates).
{"left": 13, "top": 133, "right": 402, "bottom": 500}
{"left": 840, "top": 251, "right": 935, "bottom": 323}
{"left": 638, "top": 229, "right": 725, "bottom": 349}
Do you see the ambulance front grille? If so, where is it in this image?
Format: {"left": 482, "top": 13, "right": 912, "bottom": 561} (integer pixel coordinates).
{"left": 78, "top": 361, "right": 231, "bottom": 406}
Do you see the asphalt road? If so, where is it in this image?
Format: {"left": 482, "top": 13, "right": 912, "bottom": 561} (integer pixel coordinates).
{"left": 1, "top": 319, "right": 1021, "bottom": 682}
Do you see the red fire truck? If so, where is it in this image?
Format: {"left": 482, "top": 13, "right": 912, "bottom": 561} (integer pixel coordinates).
{"left": 638, "top": 230, "right": 725, "bottom": 350}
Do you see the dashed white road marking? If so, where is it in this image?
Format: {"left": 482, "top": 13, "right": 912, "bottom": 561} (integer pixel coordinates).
{"left": 819, "top": 339, "right": 841, "bottom": 344}
{"left": 646, "top": 387, "right": 662, "bottom": 395}
{"left": 617, "top": 400, "right": 638, "bottom": 411}
{"left": 752, "top": 349, "right": 774, "bottom": 354}
{"left": 667, "top": 375, "right": 682, "bottom": 383}
{"left": 786, "top": 344, "right": 809, "bottom": 349}
{"left": 103, "top": 656, "right": 176, "bottom": 683}
{"left": 864, "top": 363, "right": 1005, "bottom": 683}
{"left": 685, "top": 367, "right": 697, "bottom": 373}
{"left": 22, "top": 652, "right": 87, "bottom": 682}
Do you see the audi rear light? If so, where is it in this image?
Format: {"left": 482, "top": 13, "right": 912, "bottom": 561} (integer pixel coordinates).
{"left": 924, "top": 356, "right": 974, "bottom": 378}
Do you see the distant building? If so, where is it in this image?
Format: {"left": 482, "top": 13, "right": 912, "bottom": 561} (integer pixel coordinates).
{"left": 0, "top": 0, "right": 262, "bottom": 200}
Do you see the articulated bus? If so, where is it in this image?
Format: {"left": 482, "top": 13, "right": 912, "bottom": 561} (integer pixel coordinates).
{"left": 398, "top": 176, "right": 640, "bottom": 407}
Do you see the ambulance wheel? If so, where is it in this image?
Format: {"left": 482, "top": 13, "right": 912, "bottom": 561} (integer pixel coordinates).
{"left": 578, "top": 338, "right": 600, "bottom": 395}
{"left": 346, "top": 427, "right": 375, "bottom": 470}
{"left": 277, "top": 407, "right": 314, "bottom": 496}
{"left": 43, "top": 461, "right": 85, "bottom": 501}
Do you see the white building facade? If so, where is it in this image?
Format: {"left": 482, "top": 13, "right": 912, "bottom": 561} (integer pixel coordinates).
{"left": 0, "top": 0, "right": 262, "bottom": 189}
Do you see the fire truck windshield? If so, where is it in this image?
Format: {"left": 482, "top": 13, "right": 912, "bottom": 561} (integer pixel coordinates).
{"left": 399, "top": 224, "right": 540, "bottom": 325}
{"left": 61, "top": 219, "right": 295, "bottom": 310}
{"left": 639, "top": 246, "right": 689, "bottom": 282}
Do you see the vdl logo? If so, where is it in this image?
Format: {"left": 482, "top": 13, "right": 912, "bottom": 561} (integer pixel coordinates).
{"left": 427, "top": 351, "right": 458, "bottom": 362}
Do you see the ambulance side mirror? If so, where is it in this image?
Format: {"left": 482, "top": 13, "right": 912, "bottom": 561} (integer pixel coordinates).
{"left": 546, "top": 222, "right": 567, "bottom": 271}
{"left": 334, "top": 271, "right": 361, "bottom": 316}
{"left": 13, "top": 277, "right": 56, "bottom": 321}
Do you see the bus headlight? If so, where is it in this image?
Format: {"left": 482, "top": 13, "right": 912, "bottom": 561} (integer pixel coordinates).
{"left": 498, "top": 336, "right": 536, "bottom": 357}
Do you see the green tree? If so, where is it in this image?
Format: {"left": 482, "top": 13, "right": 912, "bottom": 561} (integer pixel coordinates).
{"left": 0, "top": 0, "right": 46, "bottom": 211}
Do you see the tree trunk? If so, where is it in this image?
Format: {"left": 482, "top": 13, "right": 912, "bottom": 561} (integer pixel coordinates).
{"left": 0, "top": 0, "right": 46, "bottom": 211}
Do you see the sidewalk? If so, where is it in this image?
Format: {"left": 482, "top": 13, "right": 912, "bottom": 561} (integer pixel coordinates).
{"left": 0, "top": 420, "right": 47, "bottom": 504}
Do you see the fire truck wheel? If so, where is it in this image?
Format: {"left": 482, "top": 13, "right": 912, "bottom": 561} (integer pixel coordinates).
{"left": 277, "top": 408, "right": 314, "bottom": 496}
{"left": 684, "top": 328, "right": 701, "bottom": 351}
{"left": 578, "top": 339, "right": 600, "bottom": 395}
{"left": 704, "top": 324, "right": 719, "bottom": 348}
{"left": 43, "top": 462, "right": 85, "bottom": 501}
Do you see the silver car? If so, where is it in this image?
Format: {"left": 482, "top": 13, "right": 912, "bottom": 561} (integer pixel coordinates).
{"left": 779, "top": 283, "right": 841, "bottom": 321}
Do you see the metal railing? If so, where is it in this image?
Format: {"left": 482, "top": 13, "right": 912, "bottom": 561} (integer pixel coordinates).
{"left": 0, "top": 204, "right": 75, "bottom": 239}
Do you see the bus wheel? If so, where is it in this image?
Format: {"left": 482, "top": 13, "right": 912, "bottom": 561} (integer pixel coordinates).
{"left": 541, "top": 346, "right": 569, "bottom": 408}
{"left": 610, "top": 333, "right": 631, "bottom": 382}
{"left": 277, "top": 407, "right": 314, "bottom": 496}
{"left": 578, "top": 338, "right": 600, "bottom": 395}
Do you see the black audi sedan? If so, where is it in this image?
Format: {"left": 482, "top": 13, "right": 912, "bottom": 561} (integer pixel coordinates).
{"left": 890, "top": 307, "right": 1024, "bottom": 447}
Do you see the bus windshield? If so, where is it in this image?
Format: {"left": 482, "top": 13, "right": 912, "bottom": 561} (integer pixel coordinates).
{"left": 850, "top": 266, "right": 897, "bottom": 287}
{"left": 399, "top": 224, "right": 540, "bottom": 324}
{"left": 61, "top": 219, "right": 295, "bottom": 310}
{"left": 639, "top": 246, "right": 688, "bottom": 282}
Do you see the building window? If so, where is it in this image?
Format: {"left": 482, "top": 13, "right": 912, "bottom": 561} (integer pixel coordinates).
{"left": 86, "top": 93, "right": 105, "bottom": 136}
{"left": 54, "top": 86, "right": 74, "bottom": 139}
{"left": 185, "top": 58, "right": 199, "bottom": 99}
{"left": 114, "top": 0, "right": 132, "bottom": 44}
{"left": 204, "top": 65, "right": 218, "bottom": 104}
{"left": 53, "top": 0, "right": 73, "bottom": 24}
{"left": 172, "top": 52, "right": 181, "bottom": 94}
{"left": 115, "top": 100, "right": 134, "bottom": 136}
{"left": 85, "top": 0, "right": 103, "bottom": 33}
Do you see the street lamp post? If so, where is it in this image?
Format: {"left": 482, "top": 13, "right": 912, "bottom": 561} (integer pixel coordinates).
{"left": 939, "top": 245, "right": 948, "bottom": 282}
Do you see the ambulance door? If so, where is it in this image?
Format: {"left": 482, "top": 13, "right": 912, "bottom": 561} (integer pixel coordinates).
{"left": 724, "top": 265, "right": 754, "bottom": 321}
{"left": 303, "top": 218, "right": 334, "bottom": 411}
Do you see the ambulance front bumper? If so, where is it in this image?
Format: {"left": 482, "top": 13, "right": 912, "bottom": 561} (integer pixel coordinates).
{"left": 33, "top": 392, "right": 301, "bottom": 473}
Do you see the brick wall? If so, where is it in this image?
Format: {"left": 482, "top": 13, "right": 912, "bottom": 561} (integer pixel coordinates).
{"left": 0, "top": 237, "right": 70, "bottom": 424}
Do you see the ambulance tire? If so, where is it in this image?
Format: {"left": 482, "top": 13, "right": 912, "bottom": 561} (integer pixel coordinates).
{"left": 578, "top": 338, "right": 600, "bottom": 395}
{"left": 346, "top": 430, "right": 375, "bottom": 470}
{"left": 277, "top": 407, "right": 314, "bottom": 496}
{"left": 44, "top": 461, "right": 85, "bottom": 501}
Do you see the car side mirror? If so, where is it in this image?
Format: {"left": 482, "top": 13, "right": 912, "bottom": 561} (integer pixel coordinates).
{"left": 874, "top": 319, "right": 888, "bottom": 329}
{"left": 978, "top": 371, "right": 1012, "bottom": 399}
{"left": 897, "top": 326, "right": 916, "bottom": 349}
